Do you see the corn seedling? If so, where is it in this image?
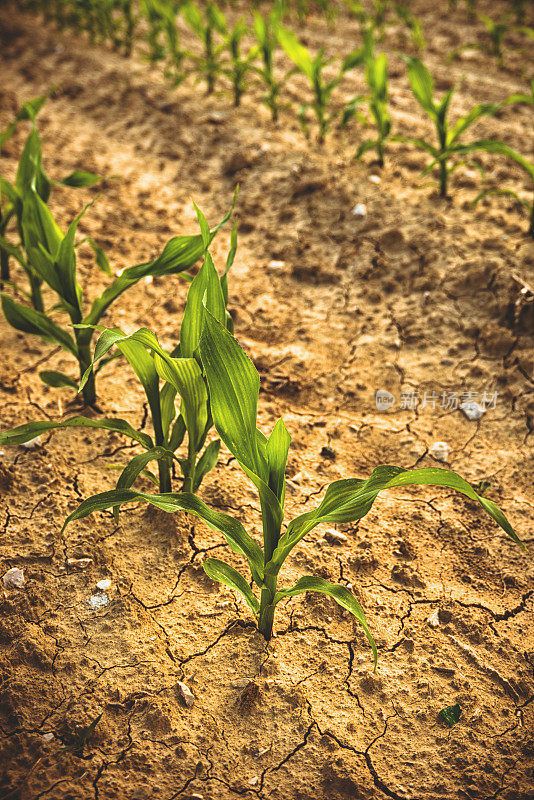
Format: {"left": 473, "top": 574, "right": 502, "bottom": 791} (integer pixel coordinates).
{"left": 277, "top": 25, "right": 367, "bottom": 143}
{"left": 394, "top": 57, "right": 500, "bottom": 198}
{"left": 0, "top": 203, "right": 237, "bottom": 495}
{"left": 0, "top": 95, "right": 100, "bottom": 307}
{"left": 0, "top": 192, "right": 235, "bottom": 406}
{"left": 393, "top": 3, "right": 426, "bottom": 51}
{"left": 141, "top": 0, "right": 185, "bottom": 83}
{"left": 182, "top": 0, "right": 227, "bottom": 95}
{"left": 223, "top": 18, "right": 259, "bottom": 107}
{"left": 61, "top": 311, "right": 523, "bottom": 661}
{"left": 457, "top": 140, "right": 534, "bottom": 236}
{"left": 343, "top": 50, "right": 391, "bottom": 167}
{"left": 253, "top": 5, "right": 291, "bottom": 122}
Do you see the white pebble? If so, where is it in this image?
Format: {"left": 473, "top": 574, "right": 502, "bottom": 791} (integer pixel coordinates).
{"left": 267, "top": 260, "right": 285, "bottom": 272}
{"left": 143, "top": 275, "right": 153, "bottom": 284}
{"left": 254, "top": 746, "right": 270, "bottom": 758}
{"left": 67, "top": 557, "right": 92, "bottom": 570}
{"left": 351, "top": 203, "right": 367, "bottom": 217}
{"left": 427, "top": 608, "right": 440, "bottom": 628}
{"left": 42, "top": 732, "right": 54, "bottom": 742}
{"left": 249, "top": 777, "right": 260, "bottom": 786}
{"left": 231, "top": 678, "right": 254, "bottom": 689}
{"left": 176, "top": 681, "right": 195, "bottom": 708}
{"left": 429, "top": 442, "right": 450, "bottom": 462}
{"left": 325, "top": 528, "right": 348, "bottom": 544}
{"left": 88, "top": 593, "right": 109, "bottom": 610}
{"left": 96, "top": 579, "right": 111, "bottom": 592}
{"left": 21, "top": 436, "right": 41, "bottom": 450}
{"left": 369, "top": 174, "right": 381, "bottom": 184}
{"left": 460, "top": 401, "right": 484, "bottom": 421}
{"left": 2, "top": 568, "right": 25, "bottom": 589}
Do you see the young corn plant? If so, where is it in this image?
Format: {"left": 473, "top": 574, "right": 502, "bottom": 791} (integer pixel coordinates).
{"left": 223, "top": 18, "right": 259, "bottom": 107}
{"left": 0, "top": 208, "right": 238, "bottom": 495}
{"left": 140, "top": 0, "right": 185, "bottom": 84}
{"left": 342, "top": 50, "right": 391, "bottom": 167}
{"left": 182, "top": 0, "right": 227, "bottom": 95}
{"left": 61, "top": 312, "right": 523, "bottom": 660}
{"left": 277, "top": 26, "right": 366, "bottom": 143}
{"left": 395, "top": 57, "right": 500, "bottom": 198}
{"left": 253, "top": 6, "right": 290, "bottom": 122}
{"left": 0, "top": 96, "right": 100, "bottom": 305}
{"left": 0, "top": 192, "right": 235, "bottom": 406}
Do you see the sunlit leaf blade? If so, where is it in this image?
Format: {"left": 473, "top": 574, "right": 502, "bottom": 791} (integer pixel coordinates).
{"left": 266, "top": 418, "right": 291, "bottom": 504}
{"left": 39, "top": 370, "right": 79, "bottom": 390}
{"left": 274, "top": 576, "right": 377, "bottom": 668}
{"left": 454, "top": 139, "right": 534, "bottom": 182}
{"left": 277, "top": 26, "right": 314, "bottom": 80}
{"left": 405, "top": 57, "right": 435, "bottom": 116}
{"left": 0, "top": 416, "right": 153, "bottom": 449}
{"left": 1, "top": 294, "right": 78, "bottom": 355}
{"left": 59, "top": 170, "right": 101, "bottom": 188}
{"left": 86, "top": 238, "right": 111, "bottom": 275}
{"left": 199, "top": 310, "right": 263, "bottom": 476}
{"left": 154, "top": 354, "right": 207, "bottom": 451}
{"left": 61, "top": 488, "right": 264, "bottom": 585}
{"left": 268, "top": 466, "right": 523, "bottom": 573}
{"left": 203, "top": 557, "right": 260, "bottom": 614}
{"left": 114, "top": 446, "right": 173, "bottom": 521}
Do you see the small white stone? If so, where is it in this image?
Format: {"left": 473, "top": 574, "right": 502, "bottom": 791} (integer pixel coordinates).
{"left": 369, "top": 174, "right": 381, "bottom": 184}
{"left": 254, "top": 746, "right": 270, "bottom": 758}
{"left": 96, "top": 579, "right": 111, "bottom": 592}
{"left": 267, "top": 260, "right": 285, "bottom": 271}
{"left": 190, "top": 795, "right": 204, "bottom": 800}
{"left": 429, "top": 442, "right": 451, "bottom": 462}
{"left": 427, "top": 608, "right": 440, "bottom": 628}
{"left": 460, "top": 401, "right": 484, "bottom": 421}
{"left": 248, "top": 777, "right": 260, "bottom": 786}
{"left": 42, "top": 732, "right": 54, "bottom": 742}
{"left": 67, "top": 557, "right": 92, "bottom": 570}
{"left": 208, "top": 111, "right": 227, "bottom": 124}
{"left": 143, "top": 275, "right": 153, "bottom": 284}
{"left": 231, "top": 678, "right": 254, "bottom": 689}
{"left": 176, "top": 681, "right": 195, "bottom": 708}
{"left": 325, "top": 528, "right": 348, "bottom": 544}
{"left": 88, "top": 593, "right": 109, "bottom": 610}
{"left": 2, "top": 567, "right": 25, "bottom": 589}
{"left": 215, "top": 600, "right": 231, "bottom": 608}
{"left": 351, "top": 203, "right": 367, "bottom": 217}
{"left": 21, "top": 436, "right": 41, "bottom": 450}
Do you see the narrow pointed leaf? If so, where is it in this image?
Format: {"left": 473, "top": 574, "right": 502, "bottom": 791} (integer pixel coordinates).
{"left": 0, "top": 416, "right": 153, "bottom": 449}
{"left": 203, "top": 558, "right": 259, "bottom": 614}
{"left": 1, "top": 294, "right": 78, "bottom": 355}
{"left": 39, "top": 370, "right": 79, "bottom": 390}
{"left": 192, "top": 438, "right": 221, "bottom": 492}
{"left": 59, "top": 170, "right": 101, "bottom": 188}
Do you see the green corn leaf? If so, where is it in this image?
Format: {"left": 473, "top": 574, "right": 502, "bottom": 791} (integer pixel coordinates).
{"left": 274, "top": 576, "right": 377, "bottom": 668}
{"left": 61, "top": 488, "right": 264, "bottom": 585}
{"left": 1, "top": 294, "right": 78, "bottom": 355}
{"left": 199, "top": 310, "right": 263, "bottom": 476}
{"left": 180, "top": 251, "right": 226, "bottom": 358}
{"left": 268, "top": 465, "right": 523, "bottom": 574}
{"left": 21, "top": 186, "right": 63, "bottom": 260}
{"left": 0, "top": 176, "right": 19, "bottom": 205}
{"left": 15, "top": 128, "right": 49, "bottom": 199}
{"left": 154, "top": 354, "right": 208, "bottom": 452}
{"left": 0, "top": 416, "right": 153, "bottom": 449}
{"left": 277, "top": 26, "right": 314, "bottom": 80}
{"left": 266, "top": 418, "right": 291, "bottom": 505}
{"left": 86, "top": 238, "right": 111, "bottom": 275}
{"left": 168, "top": 413, "right": 187, "bottom": 452}
{"left": 391, "top": 134, "right": 439, "bottom": 158}
{"left": 193, "top": 438, "right": 221, "bottom": 492}
{"left": 55, "top": 202, "right": 95, "bottom": 313}
{"left": 470, "top": 187, "right": 531, "bottom": 212}
{"left": 203, "top": 557, "right": 260, "bottom": 614}
{"left": 113, "top": 446, "right": 174, "bottom": 520}
{"left": 0, "top": 237, "right": 29, "bottom": 269}
{"left": 193, "top": 201, "right": 211, "bottom": 248}
{"left": 39, "top": 370, "right": 79, "bottom": 390}
{"left": 453, "top": 139, "right": 534, "bottom": 182}
{"left": 405, "top": 57, "right": 436, "bottom": 116}
{"left": 160, "top": 382, "right": 178, "bottom": 440}
{"left": 447, "top": 103, "right": 500, "bottom": 145}
{"left": 59, "top": 170, "right": 101, "bottom": 188}
{"left": 355, "top": 139, "right": 381, "bottom": 160}
{"left": 84, "top": 193, "right": 236, "bottom": 326}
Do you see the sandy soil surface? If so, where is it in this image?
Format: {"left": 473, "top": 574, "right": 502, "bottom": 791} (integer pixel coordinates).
{"left": 0, "top": 1, "right": 533, "bottom": 798}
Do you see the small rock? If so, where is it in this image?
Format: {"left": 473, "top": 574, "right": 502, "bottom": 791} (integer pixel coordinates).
{"left": 351, "top": 203, "right": 367, "bottom": 217}
{"left": 460, "top": 401, "right": 484, "bottom": 421}
{"left": 88, "top": 593, "right": 109, "bottom": 610}
{"left": 254, "top": 746, "right": 270, "bottom": 758}
{"left": 427, "top": 608, "right": 440, "bottom": 628}
{"left": 324, "top": 528, "right": 348, "bottom": 544}
{"left": 231, "top": 678, "right": 254, "bottom": 689}
{"left": 429, "top": 442, "right": 451, "bottom": 462}
{"left": 96, "top": 579, "right": 111, "bottom": 592}
{"left": 143, "top": 275, "right": 153, "bottom": 284}
{"left": 2, "top": 567, "right": 24, "bottom": 589}
{"left": 42, "top": 732, "right": 54, "bottom": 742}
{"left": 207, "top": 111, "right": 227, "bottom": 124}
{"left": 21, "top": 436, "right": 41, "bottom": 449}
{"left": 67, "top": 557, "right": 92, "bottom": 570}
{"left": 320, "top": 445, "right": 336, "bottom": 460}
{"left": 369, "top": 174, "right": 381, "bottom": 184}
{"left": 190, "top": 795, "right": 204, "bottom": 800}
{"left": 267, "top": 260, "right": 286, "bottom": 274}
{"left": 176, "top": 681, "right": 195, "bottom": 708}
{"left": 248, "top": 777, "right": 260, "bottom": 786}
{"left": 215, "top": 600, "right": 230, "bottom": 609}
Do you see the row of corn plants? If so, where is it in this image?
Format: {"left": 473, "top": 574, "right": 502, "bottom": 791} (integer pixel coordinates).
{"left": 0, "top": 102, "right": 526, "bottom": 661}
{"left": 3, "top": 0, "right": 533, "bottom": 233}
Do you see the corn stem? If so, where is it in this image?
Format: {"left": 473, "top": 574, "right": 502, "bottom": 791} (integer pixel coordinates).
{"left": 258, "top": 574, "right": 277, "bottom": 640}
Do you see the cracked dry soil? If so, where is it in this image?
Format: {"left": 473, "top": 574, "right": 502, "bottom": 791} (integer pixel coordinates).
{"left": 0, "top": 1, "right": 533, "bottom": 798}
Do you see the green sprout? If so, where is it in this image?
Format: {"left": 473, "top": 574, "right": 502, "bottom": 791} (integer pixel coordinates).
{"left": 223, "top": 18, "right": 259, "bottom": 107}
{"left": 394, "top": 57, "right": 500, "bottom": 198}
{"left": 182, "top": 0, "right": 227, "bottom": 95}
{"left": 277, "top": 25, "right": 366, "bottom": 143}
{"left": 342, "top": 49, "right": 391, "bottom": 167}
{"left": 253, "top": 5, "right": 292, "bottom": 122}
{"left": 60, "top": 313, "right": 523, "bottom": 661}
